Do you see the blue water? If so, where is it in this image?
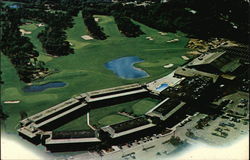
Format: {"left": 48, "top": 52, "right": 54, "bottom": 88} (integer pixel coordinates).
{"left": 156, "top": 83, "right": 169, "bottom": 91}
{"left": 9, "top": 4, "right": 20, "bottom": 9}
{"left": 23, "top": 82, "right": 66, "bottom": 92}
{"left": 105, "top": 56, "right": 149, "bottom": 79}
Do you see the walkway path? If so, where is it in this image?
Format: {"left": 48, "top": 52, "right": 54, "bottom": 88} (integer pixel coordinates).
{"left": 87, "top": 112, "right": 96, "bottom": 131}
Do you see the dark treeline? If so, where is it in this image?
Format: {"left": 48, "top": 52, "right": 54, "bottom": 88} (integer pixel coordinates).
{"left": 0, "top": 2, "right": 76, "bottom": 82}
{"left": 78, "top": 1, "right": 249, "bottom": 43}
{"left": 13, "top": 7, "right": 75, "bottom": 56}
{"left": 37, "top": 12, "right": 75, "bottom": 56}
{"left": 114, "top": 15, "right": 144, "bottom": 37}
{"left": 82, "top": 9, "right": 108, "bottom": 40}
{"left": 82, "top": 3, "right": 144, "bottom": 38}
{"left": 0, "top": 72, "right": 7, "bottom": 120}
{"left": 0, "top": 104, "right": 9, "bottom": 120}
{"left": 111, "top": 0, "right": 249, "bottom": 43}
{"left": 0, "top": 7, "right": 47, "bottom": 82}
{"left": 82, "top": 2, "right": 112, "bottom": 15}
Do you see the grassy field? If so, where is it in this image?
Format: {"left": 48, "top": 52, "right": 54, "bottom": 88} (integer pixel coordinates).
{"left": 98, "top": 115, "right": 131, "bottom": 127}
{"left": 1, "top": 13, "right": 191, "bottom": 133}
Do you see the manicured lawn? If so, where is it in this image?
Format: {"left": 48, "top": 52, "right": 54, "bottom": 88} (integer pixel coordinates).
{"left": 132, "top": 98, "right": 160, "bottom": 116}
{"left": 98, "top": 115, "right": 131, "bottom": 127}
{"left": 19, "top": 23, "right": 38, "bottom": 31}
{"left": 1, "top": 13, "right": 191, "bottom": 133}
{"left": 55, "top": 115, "right": 90, "bottom": 131}
{"left": 19, "top": 22, "right": 52, "bottom": 63}
{"left": 89, "top": 100, "right": 136, "bottom": 128}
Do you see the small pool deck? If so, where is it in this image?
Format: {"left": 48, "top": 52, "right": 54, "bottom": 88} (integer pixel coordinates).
{"left": 146, "top": 71, "right": 185, "bottom": 93}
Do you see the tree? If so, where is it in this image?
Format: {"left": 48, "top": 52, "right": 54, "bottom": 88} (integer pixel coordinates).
{"left": 169, "top": 136, "right": 183, "bottom": 146}
{"left": 0, "top": 105, "right": 9, "bottom": 120}
{"left": 19, "top": 111, "right": 28, "bottom": 120}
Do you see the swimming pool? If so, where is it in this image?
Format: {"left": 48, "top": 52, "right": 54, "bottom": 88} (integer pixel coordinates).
{"left": 156, "top": 83, "right": 169, "bottom": 92}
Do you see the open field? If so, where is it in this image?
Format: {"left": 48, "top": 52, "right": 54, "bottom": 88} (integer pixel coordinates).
{"left": 1, "top": 13, "right": 190, "bottom": 132}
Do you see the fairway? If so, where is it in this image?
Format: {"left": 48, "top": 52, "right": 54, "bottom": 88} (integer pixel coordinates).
{"left": 1, "top": 13, "right": 191, "bottom": 133}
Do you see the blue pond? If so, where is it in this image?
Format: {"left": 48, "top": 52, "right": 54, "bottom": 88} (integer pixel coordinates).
{"left": 9, "top": 4, "right": 21, "bottom": 9}
{"left": 23, "top": 82, "right": 66, "bottom": 92}
{"left": 156, "top": 83, "right": 169, "bottom": 92}
{"left": 105, "top": 56, "right": 149, "bottom": 79}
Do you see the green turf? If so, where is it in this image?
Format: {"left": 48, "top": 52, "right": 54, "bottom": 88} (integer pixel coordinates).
{"left": 98, "top": 114, "right": 131, "bottom": 126}
{"left": 19, "top": 22, "right": 52, "bottom": 63}
{"left": 19, "top": 23, "right": 38, "bottom": 31}
{"left": 132, "top": 98, "right": 160, "bottom": 116}
{"left": 1, "top": 13, "right": 191, "bottom": 133}
{"left": 55, "top": 115, "right": 90, "bottom": 131}
{"left": 89, "top": 100, "right": 136, "bottom": 128}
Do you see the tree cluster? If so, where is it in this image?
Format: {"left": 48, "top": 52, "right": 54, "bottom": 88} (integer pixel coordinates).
{"left": 0, "top": 2, "right": 77, "bottom": 82}
{"left": 82, "top": 10, "right": 108, "bottom": 40}
{"left": 37, "top": 12, "right": 74, "bottom": 56}
{"left": 11, "top": 6, "right": 76, "bottom": 57}
{"left": 114, "top": 15, "right": 144, "bottom": 37}
{"left": 0, "top": 104, "right": 8, "bottom": 120}
{"left": 0, "top": 8, "right": 47, "bottom": 82}
{"left": 111, "top": 0, "right": 249, "bottom": 43}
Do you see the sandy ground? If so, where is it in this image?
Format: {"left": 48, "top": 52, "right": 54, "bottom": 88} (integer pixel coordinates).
{"left": 146, "top": 37, "right": 154, "bottom": 40}
{"left": 166, "top": 39, "right": 179, "bottom": 43}
{"left": 81, "top": 35, "right": 94, "bottom": 40}
{"left": 94, "top": 18, "right": 99, "bottom": 22}
{"left": 4, "top": 100, "right": 20, "bottom": 104}
{"left": 158, "top": 32, "right": 167, "bottom": 36}
{"left": 19, "top": 29, "right": 32, "bottom": 36}
{"left": 181, "top": 56, "right": 190, "bottom": 61}
{"left": 163, "top": 64, "right": 174, "bottom": 68}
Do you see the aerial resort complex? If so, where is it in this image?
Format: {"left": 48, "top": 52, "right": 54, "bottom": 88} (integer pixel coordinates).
{"left": 1, "top": 0, "right": 249, "bottom": 159}
{"left": 18, "top": 47, "right": 249, "bottom": 158}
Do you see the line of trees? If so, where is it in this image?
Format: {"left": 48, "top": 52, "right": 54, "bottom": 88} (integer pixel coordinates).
{"left": 12, "top": 5, "right": 77, "bottom": 57}
{"left": 82, "top": 9, "right": 108, "bottom": 40}
{"left": 113, "top": 15, "right": 144, "bottom": 37}
{"left": 5, "top": 0, "right": 249, "bottom": 43}
{"left": 110, "top": 0, "right": 249, "bottom": 43}
{"left": 0, "top": 2, "right": 80, "bottom": 82}
{"left": 0, "top": 104, "right": 8, "bottom": 120}
{"left": 0, "top": 8, "right": 47, "bottom": 82}
{"left": 37, "top": 12, "right": 75, "bottom": 56}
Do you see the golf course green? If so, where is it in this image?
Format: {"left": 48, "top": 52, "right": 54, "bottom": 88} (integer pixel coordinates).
{"left": 1, "top": 13, "right": 191, "bottom": 132}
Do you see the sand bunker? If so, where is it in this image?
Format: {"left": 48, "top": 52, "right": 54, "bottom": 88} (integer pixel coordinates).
{"left": 19, "top": 29, "right": 32, "bottom": 36}
{"left": 164, "top": 64, "right": 174, "bottom": 68}
{"left": 94, "top": 18, "right": 99, "bottom": 22}
{"left": 167, "top": 38, "right": 179, "bottom": 43}
{"left": 4, "top": 100, "right": 20, "bottom": 104}
{"left": 181, "top": 56, "right": 190, "bottom": 61}
{"left": 146, "top": 36, "right": 154, "bottom": 41}
{"left": 81, "top": 35, "right": 94, "bottom": 40}
{"left": 36, "top": 23, "right": 45, "bottom": 27}
{"left": 187, "top": 51, "right": 202, "bottom": 55}
{"left": 158, "top": 32, "right": 167, "bottom": 36}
